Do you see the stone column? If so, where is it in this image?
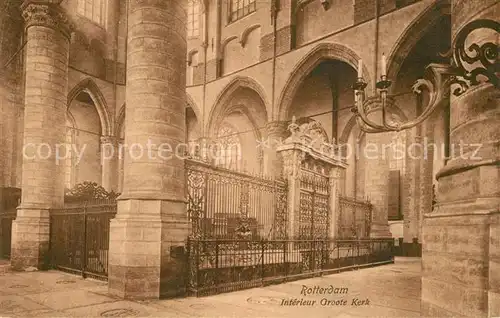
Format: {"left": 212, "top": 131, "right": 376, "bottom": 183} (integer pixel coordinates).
{"left": 421, "top": 2, "right": 500, "bottom": 316}
{"left": 263, "top": 121, "right": 287, "bottom": 177}
{"left": 100, "top": 136, "right": 118, "bottom": 192}
{"left": 362, "top": 98, "right": 393, "bottom": 238}
{"left": 402, "top": 130, "right": 420, "bottom": 246}
{"left": 364, "top": 131, "right": 392, "bottom": 238}
{"left": 279, "top": 149, "right": 304, "bottom": 238}
{"left": 108, "top": 0, "right": 189, "bottom": 299}
{"left": 11, "top": 1, "right": 71, "bottom": 270}
{"left": 329, "top": 167, "right": 342, "bottom": 238}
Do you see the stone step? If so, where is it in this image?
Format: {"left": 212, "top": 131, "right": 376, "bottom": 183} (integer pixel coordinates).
{"left": 394, "top": 256, "right": 421, "bottom": 263}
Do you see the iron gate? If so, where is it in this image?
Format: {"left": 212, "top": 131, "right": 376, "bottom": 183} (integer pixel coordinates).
{"left": 338, "top": 196, "right": 372, "bottom": 238}
{"left": 49, "top": 199, "right": 116, "bottom": 280}
{"left": 298, "top": 169, "right": 330, "bottom": 239}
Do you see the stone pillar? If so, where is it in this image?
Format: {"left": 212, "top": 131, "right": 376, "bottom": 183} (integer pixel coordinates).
{"left": 263, "top": 121, "right": 287, "bottom": 177}
{"left": 402, "top": 130, "right": 420, "bottom": 245}
{"left": 100, "top": 136, "right": 118, "bottom": 192}
{"left": 362, "top": 99, "right": 392, "bottom": 238}
{"left": 421, "top": 2, "right": 500, "bottom": 316}
{"left": 108, "top": 0, "right": 189, "bottom": 299}
{"left": 417, "top": 117, "right": 435, "bottom": 250}
{"left": 279, "top": 149, "right": 304, "bottom": 238}
{"left": 329, "top": 167, "right": 342, "bottom": 238}
{"left": 364, "top": 131, "right": 392, "bottom": 238}
{"left": 10, "top": 1, "right": 71, "bottom": 270}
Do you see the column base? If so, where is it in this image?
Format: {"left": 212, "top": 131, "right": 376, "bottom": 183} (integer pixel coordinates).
{"left": 422, "top": 206, "right": 496, "bottom": 317}
{"left": 370, "top": 222, "right": 392, "bottom": 238}
{"left": 108, "top": 199, "right": 189, "bottom": 300}
{"left": 10, "top": 208, "right": 50, "bottom": 271}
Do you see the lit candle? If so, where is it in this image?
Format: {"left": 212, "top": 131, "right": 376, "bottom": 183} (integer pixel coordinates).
{"left": 357, "top": 59, "right": 363, "bottom": 78}
{"left": 381, "top": 53, "right": 387, "bottom": 77}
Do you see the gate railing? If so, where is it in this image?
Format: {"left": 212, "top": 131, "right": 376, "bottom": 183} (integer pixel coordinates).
{"left": 338, "top": 196, "right": 372, "bottom": 239}
{"left": 187, "top": 238, "right": 393, "bottom": 296}
{"left": 49, "top": 198, "right": 117, "bottom": 280}
{"left": 186, "top": 159, "right": 288, "bottom": 240}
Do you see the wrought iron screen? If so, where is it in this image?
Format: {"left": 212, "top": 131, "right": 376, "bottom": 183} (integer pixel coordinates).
{"left": 49, "top": 199, "right": 117, "bottom": 280}
{"left": 187, "top": 238, "right": 394, "bottom": 297}
{"left": 338, "top": 196, "right": 372, "bottom": 238}
{"left": 298, "top": 169, "right": 330, "bottom": 239}
{"left": 186, "top": 159, "right": 288, "bottom": 240}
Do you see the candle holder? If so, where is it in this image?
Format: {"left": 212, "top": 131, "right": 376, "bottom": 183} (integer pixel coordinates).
{"left": 351, "top": 18, "right": 499, "bottom": 133}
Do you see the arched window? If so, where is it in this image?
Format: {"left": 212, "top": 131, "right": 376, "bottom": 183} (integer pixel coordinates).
{"left": 77, "top": 0, "right": 107, "bottom": 26}
{"left": 187, "top": 0, "right": 200, "bottom": 37}
{"left": 215, "top": 125, "right": 242, "bottom": 171}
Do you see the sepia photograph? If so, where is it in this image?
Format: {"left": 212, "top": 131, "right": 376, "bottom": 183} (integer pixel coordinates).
{"left": 0, "top": 0, "right": 498, "bottom": 317}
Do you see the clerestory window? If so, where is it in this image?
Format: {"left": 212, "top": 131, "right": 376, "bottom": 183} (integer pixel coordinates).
{"left": 229, "top": 0, "right": 256, "bottom": 23}
{"left": 77, "top": 0, "right": 107, "bottom": 26}
{"left": 188, "top": 0, "right": 200, "bottom": 37}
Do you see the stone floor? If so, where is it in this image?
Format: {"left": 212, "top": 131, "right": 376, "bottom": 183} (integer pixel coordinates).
{"left": 0, "top": 257, "right": 421, "bottom": 318}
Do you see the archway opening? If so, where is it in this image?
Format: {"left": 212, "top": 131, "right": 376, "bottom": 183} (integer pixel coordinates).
{"left": 388, "top": 13, "right": 451, "bottom": 244}
{"left": 65, "top": 91, "right": 103, "bottom": 190}
{"left": 288, "top": 60, "right": 357, "bottom": 142}
{"left": 208, "top": 86, "right": 268, "bottom": 174}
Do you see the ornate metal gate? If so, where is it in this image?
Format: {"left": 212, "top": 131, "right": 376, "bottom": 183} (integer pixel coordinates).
{"left": 186, "top": 159, "right": 288, "bottom": 240}
{"left": 49, "top": 199, "right": 116, "bottom": 280}
{"left": 338, "top": 196, "right": 372, "bottom": 238}
{"left": 298, "top": 168, "right": 330, "bottom": 239}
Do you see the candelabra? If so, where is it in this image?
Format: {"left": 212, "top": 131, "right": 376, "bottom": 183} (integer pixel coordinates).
{"left": 352, "top": 19, "right": 499, "bottom": 133}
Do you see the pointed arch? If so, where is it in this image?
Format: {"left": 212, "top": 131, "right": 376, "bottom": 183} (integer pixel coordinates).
{"left": 207, "top": 76, "right": 269, "bottom": 138}
{"left": 67, "top": 78, "right": 113, "bottom": 136}
{"left": 386, "top": 1, "right": 450, "bottom": 84}
{"left": 186, "top": 92, "right": 201, "bottom": 121}
{"left": 277, "top": 42, "right": 371, "bottom": 122}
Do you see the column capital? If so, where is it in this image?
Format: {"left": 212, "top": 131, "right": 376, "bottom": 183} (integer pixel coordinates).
{"left": 265, "top": 121, "right": 288, "bottom": 137}
{"left": 21, "top": 0, "right": 73, "bottom": 39}
{"left": 100, "top": 135, "right": 119, "bottom": 146}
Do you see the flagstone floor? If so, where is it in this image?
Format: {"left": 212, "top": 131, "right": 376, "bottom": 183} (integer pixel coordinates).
{"left": 0, "top": 257, "right": 421, "bottom": 318}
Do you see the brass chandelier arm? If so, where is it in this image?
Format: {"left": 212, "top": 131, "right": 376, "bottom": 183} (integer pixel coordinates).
{"left": 355, "top": 116, "right": 389, "bottom": 133}
{"left": 353, "top": 91, "right": 392, "bottom": 131}
{"left": 350, "top": 19, "right": 499, "bottom": 134}
{"left": 380, "top": 90, "right": 401, "bottom": 131}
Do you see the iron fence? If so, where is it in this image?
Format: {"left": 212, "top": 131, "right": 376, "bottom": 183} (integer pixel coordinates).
{"left": 186, "top": 159, "right": 288, "bottom": 240}
{"left": 338, "top": 196, "right": 372, "bottom": 239}
{"left": 187, "top": 238, "right": 393, "bottom": 296}
{"left": 49, "top": 199, "right": 116, "bottom": 280}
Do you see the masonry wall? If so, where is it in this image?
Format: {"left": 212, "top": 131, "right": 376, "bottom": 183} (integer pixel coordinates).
{"left": 0, "top": 0, "right": 24, "bottom": 190}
